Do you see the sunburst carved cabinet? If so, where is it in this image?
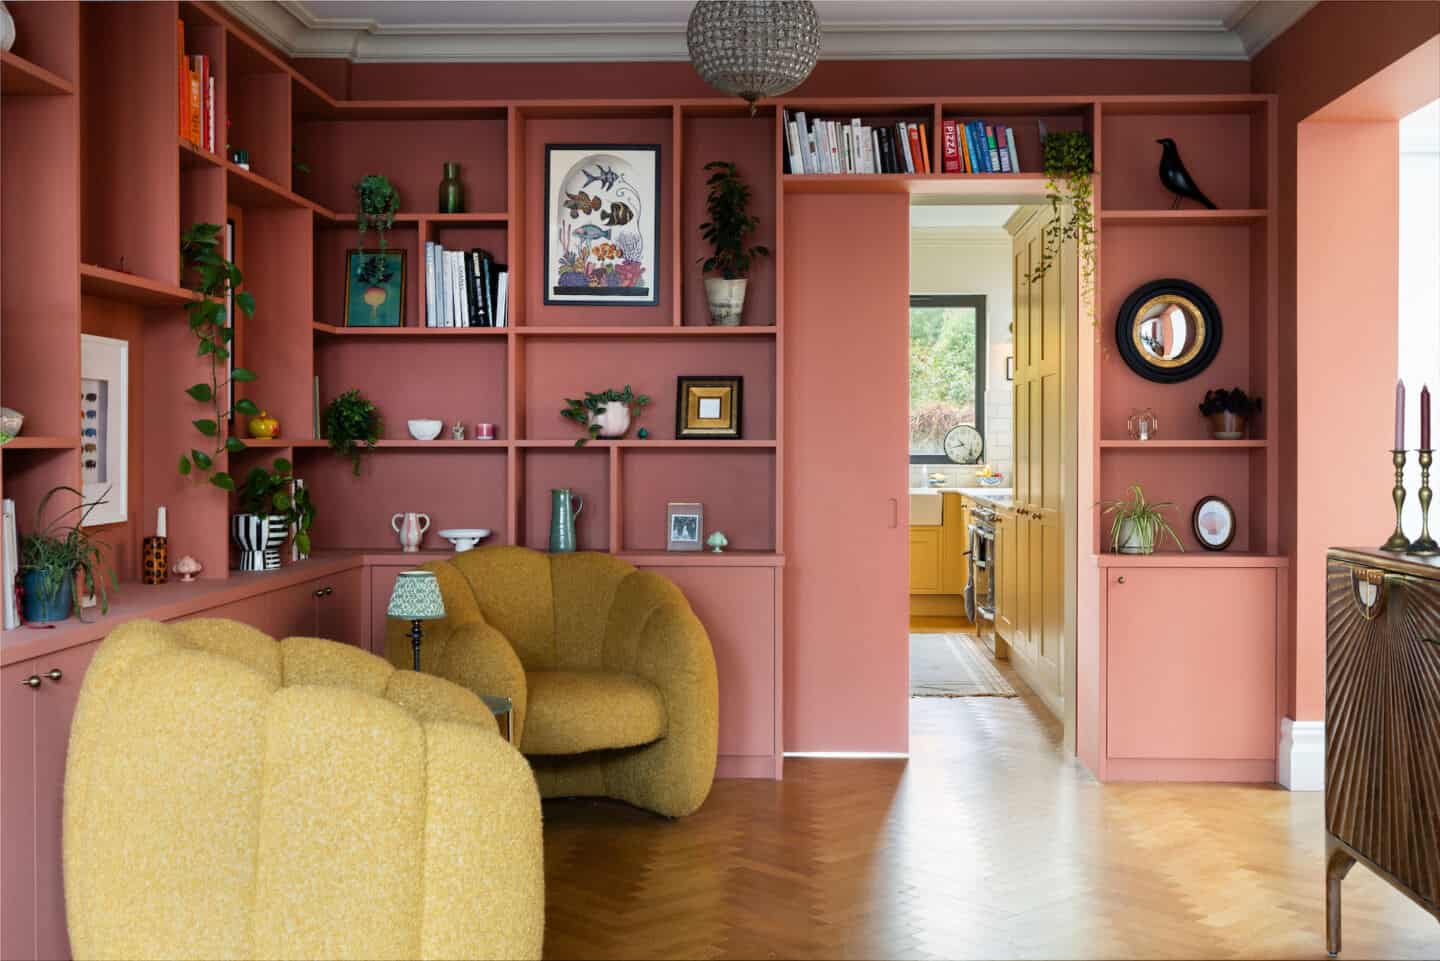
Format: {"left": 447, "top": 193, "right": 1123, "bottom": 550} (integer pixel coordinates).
{"left": 1324, "top": 549, "right": 1440, "bottom": 956}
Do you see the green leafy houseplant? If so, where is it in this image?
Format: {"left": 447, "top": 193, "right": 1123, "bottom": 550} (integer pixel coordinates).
{"left": 238, "top": 457, "right": 314, "bottom": 556}
{"left": 355, "top": 174, "right": 400, "bottom": 249}
{"left": 178, "top": 222, "right": 259, "bottom": 491}
{"left": 19, "top": 486, "right": 115, "bottom": 621}
{"left": 560, "top": 386, "right": 650, "bottom": 447}
{"left": 1102, "top": 484, "right": 1185, "bottom": 555}
{"left": 697, "top": 161, "right": 769, "bottom": 279}
{"left": 1199, "top": 387, "right": 1263, "bottom": 419}
{"left": 1027, "top": 132, "right": 1096, "bottom": 299}
{"left": 323, "top": 389, "right": 383, "bottom": 475}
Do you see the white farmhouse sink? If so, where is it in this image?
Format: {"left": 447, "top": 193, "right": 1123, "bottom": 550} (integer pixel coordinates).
{"left": 909, "top": 490, "right": 944, "bottom": 526}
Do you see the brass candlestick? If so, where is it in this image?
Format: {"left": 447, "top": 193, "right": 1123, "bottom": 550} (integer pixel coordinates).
{"left": 1381, "top": 449, "right": 1413, "bottom": 553}
{"left": 1411, "top": 449, "right": 1438, "bottom": 555}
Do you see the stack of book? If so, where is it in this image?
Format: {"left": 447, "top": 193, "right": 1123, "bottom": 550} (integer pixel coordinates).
{"left": 783, "top": 112, "right": 932, "bottom": 175}
{"left": 423, "top": 243, "right": 509, "bottom": 328}
{"left": 176, "top": 20, "right": 216, "bottom": 153}
{"left": 939, "top": 119, "right": 1024, "bottom": 174}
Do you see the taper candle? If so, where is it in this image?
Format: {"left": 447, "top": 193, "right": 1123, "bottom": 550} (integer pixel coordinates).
{"left": 156, "top": 505, "right": 167, "bottom": 538}
{"left": 1396, "top": 380, "right": 1406, "bottom": 450}
{"left": 1423, "top": 384, "right": 1432, "bottom": 450}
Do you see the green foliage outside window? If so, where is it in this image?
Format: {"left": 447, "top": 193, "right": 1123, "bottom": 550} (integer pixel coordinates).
{"left": 910, "top": 306, "right": 978, "bottom": 455}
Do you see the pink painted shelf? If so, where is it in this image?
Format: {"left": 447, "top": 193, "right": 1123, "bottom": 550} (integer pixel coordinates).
{"left": 516, "top": 439, "right": 776, "bottom": 449}
{"left": 1099, "top": 209, "right": 1269, "bottom": 225}
{"left": 0, "top": 437, "right": 79, "bottom": 451}
{"left": 80, "top": 263, "right": 200, "bottom": 307}
{"left": 782, "top": 173, "right": 1048, "bottom": 195}
{"left": 1095, "top": 552, "right": 1288, "bottom": 568}
{"left": 1099, "top": 439, "right": 1269, "bottom": 449}
{"left": 617, "top": 551, "right": 785, "bottom": 567}
{"left": 312, "top": 322, "right": 508, "bottom": 337}
{"left": 0, "top": 50, "right": 74, "bottom": 96}
{"left": 226, "top": 162, "right": 333, "bottom": 213}
{"left": 514, "top": 326, "right": 777, "bottom": 337}
{"left": 177, "top": 137, "right": 224, "bottom": 170}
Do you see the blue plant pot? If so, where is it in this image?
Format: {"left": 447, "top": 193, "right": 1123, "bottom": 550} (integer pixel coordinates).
{"left": 21, "top": 568, "right": 74, "bottom": 623}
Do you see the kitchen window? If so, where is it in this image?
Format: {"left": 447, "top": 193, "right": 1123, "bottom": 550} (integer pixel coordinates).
{"left": 910, "top": 294, "right": 986, "bottom": 464}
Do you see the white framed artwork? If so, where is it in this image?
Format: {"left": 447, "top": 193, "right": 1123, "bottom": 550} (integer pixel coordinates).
{"left": 544, "top": 144, "right": 660, "bottom": 306}
{"left": 80, "top": 334, "right": 128, "bottom": 526}
{"left": 666, "top": 501, "right": 703, "bottom": 552}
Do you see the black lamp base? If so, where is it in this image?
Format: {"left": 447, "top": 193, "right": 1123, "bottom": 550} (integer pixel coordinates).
{"left": 409, "top": 618, "right": 424, "bottom": 671}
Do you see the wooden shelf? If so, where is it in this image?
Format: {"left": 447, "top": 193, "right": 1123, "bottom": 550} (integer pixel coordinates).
{"left": 318, "top": 211, "right": 508, "bottom": 226}
{"left": 1100, "top": 209, "right": 1269, "bottom": 226}
{"left": 516, "top": 439, "right": 776, "bottom": 449}
{"left": 178, "top": 137, "right": 224, "bottom": 170}
{"left": 0, "top": 50, "right": 74, "bottom": 96}
{"left": 80, "top": 264, "right": 200, "bottom": 307}
{"left": 1099, "top": 439, "right": 1269, "bottom": 449}
{"left": 0, "top": 436, "right": 79, "bottom": 451}
{"left": 514, "top": 325, "right": 777, "bottom": 337}
{"left": 226, "top": 162, "right": 333, "bottom": 214}
{"left": 615, "top": 550, "right": 785, "bottom": 568}
{"left": 1095, "top": 552, "right": 1288, "bottom": 568}
{"left": 783, "top": 173, "right": 1047, "bottom": 195}
{"left": 266, "top": 439, "right": 508, "bottom": 450}
{"left": 312, "top": 322, "right": 507, "bottom": 337}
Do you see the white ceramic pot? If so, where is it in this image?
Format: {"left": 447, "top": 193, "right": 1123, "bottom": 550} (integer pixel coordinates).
{"left": 705, "top": 277, "right": 748, "bottom": 327}
{"left": 392, "top": 512, "right": 431, "bottom": 552}
{"left": 589, "top": 401, "right": 631, "bottom": 438}
{"left": 408, "top": 419, "right": 443, "bottom": 440}
{"left": 0, "top": 4, "right": 15, "bottom": 53}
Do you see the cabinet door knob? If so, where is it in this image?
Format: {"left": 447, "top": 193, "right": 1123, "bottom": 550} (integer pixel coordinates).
{"left": 43, "top": 668, "right": 62, "bottom": 682}
{"left": 21, "top": 675, "right": 41, "bottom": 689}
{"left": 324, "top": 586, "right": 334, "bottom": 597}
{"left": 1117, "top": 575, "right": 1127, "bottom": 584}
{"left": 314, "top": 588, "right": 327, "bottom": 598}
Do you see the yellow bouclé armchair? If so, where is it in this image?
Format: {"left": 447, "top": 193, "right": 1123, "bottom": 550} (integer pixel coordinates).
{"left": 384, "top": 547, "right": 719, "bottom": 818}
{"left": 64, "top": 618, "right": 545, "bottom": 961}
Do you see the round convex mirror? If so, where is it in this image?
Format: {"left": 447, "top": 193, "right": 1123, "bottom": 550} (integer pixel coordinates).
{"left": 1115, "top": 279, "right": 1222, "bottom": 383}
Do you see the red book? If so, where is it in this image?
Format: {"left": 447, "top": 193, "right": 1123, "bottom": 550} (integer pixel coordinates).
{"left": 941, "top": 119, "right": 961, "bottom": 173}
{"left": 195, "top": 55, "right": 209, "bottom": 151}
{"left": 188, "top": 65, "right": 201, "bottom": 146}
{"left": 906, "top": 123, "right": 924, "bottom": 175}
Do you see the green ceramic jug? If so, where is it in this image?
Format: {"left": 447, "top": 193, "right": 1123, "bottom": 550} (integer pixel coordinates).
{"left": 549, "top": 488, "right": 583, "bottom": 553}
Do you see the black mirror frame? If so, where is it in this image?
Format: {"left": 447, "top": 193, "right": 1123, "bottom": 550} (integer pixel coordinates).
{"left": 1115, "top": 278, "right": 1223, "bottom": 384}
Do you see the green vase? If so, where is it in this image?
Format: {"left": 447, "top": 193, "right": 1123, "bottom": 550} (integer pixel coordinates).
{"left": 548, "top": 488, "right": 583, "bottom": 553}
{"left": 438, "top": 162, "right": 464, "bottom": 214}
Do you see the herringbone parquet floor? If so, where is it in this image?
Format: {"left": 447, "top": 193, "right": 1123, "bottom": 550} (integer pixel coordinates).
{"left": 541, "top": 658, "right": 1439, "bottom": 960}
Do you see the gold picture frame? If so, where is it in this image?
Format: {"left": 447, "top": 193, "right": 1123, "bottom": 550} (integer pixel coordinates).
{"left": 675, "top": 376, "right": 742, "bottom": 439}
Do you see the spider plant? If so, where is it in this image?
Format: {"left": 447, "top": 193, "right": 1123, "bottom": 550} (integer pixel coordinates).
{"left": 1102, "top": 484, "right": 1185, "bottom": 554}
{"left": 18, "top": 486, "right": 116, "bottom": 620}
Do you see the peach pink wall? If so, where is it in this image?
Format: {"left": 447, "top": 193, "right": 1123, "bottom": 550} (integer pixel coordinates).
{"left": 1252, "top": 3, "right": 1440, "bottom": 720}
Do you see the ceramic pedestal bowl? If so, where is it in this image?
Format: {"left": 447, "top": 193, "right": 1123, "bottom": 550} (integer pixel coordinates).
{"left": 437, "top": 528, "right": 492, "bottom": 552}
{"left": 407, "top": 419, "right": 443, "bottom": 441}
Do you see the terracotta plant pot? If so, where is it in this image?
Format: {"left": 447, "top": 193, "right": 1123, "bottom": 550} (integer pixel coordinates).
{"left": 1209, "top": 411, "right": 1247, "bottom": 439}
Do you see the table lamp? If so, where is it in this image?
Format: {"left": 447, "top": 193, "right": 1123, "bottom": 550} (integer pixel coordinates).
{"left": 387, "top": 570, "right": 446, "bottom": 671}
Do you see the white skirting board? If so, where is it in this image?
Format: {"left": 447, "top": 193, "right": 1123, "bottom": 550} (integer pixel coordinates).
{"left": 1278, "top": 718, "right": 1324, "bottom": 791}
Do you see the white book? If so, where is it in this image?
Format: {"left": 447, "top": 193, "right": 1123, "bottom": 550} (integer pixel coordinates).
{"left": 2, "top": 498, "right": 17, "bottom": 630}
{"left": 840, "top": 125, "right": 851, "bottom": 173}
{"left": 457, "top": 250, "right": 473, "bottom": 327}
{"left": 898, "top": 122, "right": 915, "bottom": 174}
{"left": 494, "top": 271, "right": 509, "bottom": 328}
{"left": 850, "top": 118, "right": 864, "bottom": 172}
{"left": 448, "top": 251, "right": 463, "bottom": 328}
{"left": 424, "top": 242, "right": 437, "bottom": 327}
{"left": 206, "top": 77, "right": 215, "bottom": 152}
{"left": 436, "top": 246, "right": 450, "bottom": 327}
{"left": 871, "top": 129, "right": 883, "bottom": 174}
{"left": 794, "top": 111, "right": 812, "bottom": 172}
{"left": 829, "top": 121, "right": 842, "bottom": 172}
{"left": 861, "top": 125, "right": 875, "bottom": 174}
{"left": 815, "top": 120, "right": 829, "bottom": 173}
{"left": 1006, "top": 126, "right": 1021, "bottom": 173}
{"left": 785, "top": 115, "right": 805, "bottom": 175}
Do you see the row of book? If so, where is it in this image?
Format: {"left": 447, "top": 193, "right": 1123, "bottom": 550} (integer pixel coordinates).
{"left": 176, "top": 20, "right": 216, "bottom": 153}
{"left": 782, "top": 112, "right": 934, "bottom": 175}
{"left": 424, "top": 243, "right": 510, "bottom": 328}
{"left": 940, "top": 119, "right": 1023, "bottom": 174}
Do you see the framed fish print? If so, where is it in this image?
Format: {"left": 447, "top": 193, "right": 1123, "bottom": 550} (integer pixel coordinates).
{"left": 544, "top": 144, "right": 660, "bottom": 306}
{"left": 80, "top": 334, "right": 128, "bottom": 527}
{"left": 345, "top": 249, "right": 406, "bottom": 327}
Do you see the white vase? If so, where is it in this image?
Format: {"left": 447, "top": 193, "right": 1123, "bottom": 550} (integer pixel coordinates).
{"left": 589, "top": 401, "right": 631, "bottom": 438}
{"left": 705, "top": 277, "right": 748, "bottom": 326}
{"left": 0, "top": 3, "right": 15, "bottom": 53}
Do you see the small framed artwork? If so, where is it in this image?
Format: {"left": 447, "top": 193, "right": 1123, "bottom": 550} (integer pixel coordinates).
{"left": 676, "top": 376, "right": 742, "bottom": 439}
{"left": 1192, "top": 495, "right": 1236, "bottom": 551}
{"left": 544, "top": 144, "right": 660, "bottom": 307}
{"left": 80, "top": 334, "right": 129, "bottom": 527}
{"left": 345, "top": 249, "right": 406, "bottom": 327}
{"left": 667, "top": 502, "right": 704, "bottom": 552}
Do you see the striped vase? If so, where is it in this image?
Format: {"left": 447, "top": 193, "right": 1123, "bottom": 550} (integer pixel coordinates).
{"left": 231, "top": 513, "right": 289, "bottom": 571}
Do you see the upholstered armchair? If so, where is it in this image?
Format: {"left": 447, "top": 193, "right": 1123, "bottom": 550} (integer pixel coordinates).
{"left": 64, "top": 618, "right": 544, "bottom": 961}
{"left": 384, "top": 547, "right": 719, "bottom": 818}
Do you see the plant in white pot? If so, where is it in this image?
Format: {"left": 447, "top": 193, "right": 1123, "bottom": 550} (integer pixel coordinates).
{"left": 231, "top": 457, "right": 313, "bottom": 571}
{"left": 560, "top": 386, "right": 650, "bottom": 447}
{"left": 1102, "top": 484, "right": 1185, "bottom": 555}
{"left": 698, "top": 160, "right": 769, "bottom": 326}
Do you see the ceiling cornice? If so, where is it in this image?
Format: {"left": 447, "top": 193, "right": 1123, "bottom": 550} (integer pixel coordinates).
{"left": 219, "top": 1, "right": 1319, "bottom": 64}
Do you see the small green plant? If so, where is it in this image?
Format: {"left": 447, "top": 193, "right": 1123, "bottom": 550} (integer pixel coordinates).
{"left": 178, "top": 222, "right": 259, "bottom": 491}
{"left": 1027, "top": 132, "right": 1096, "bottom": 300}
{"left": 560, "top": 386, "right": 650, "bottom": 447}
{"left": 698, "top": 161, "right": 769, "bottom": 279}
{"left": 237, "top": 457, "right": 314, "bottom": 556}
{"left": 19, "top": 486, "right": 115, "bottom": 618}
{"left": 1199, "top": 388, "right": 1263, "bottom": 418}
{"left": 323, "top": 389, "right": 382, "bottom": 475}
{"left": 1102, "top": 484, "right": 1184, "bottom": 555}
{"left": 355, "top": 174, "right": 400, "bottom": 249}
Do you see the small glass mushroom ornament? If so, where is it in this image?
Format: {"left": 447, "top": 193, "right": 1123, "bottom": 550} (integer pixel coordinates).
{"left": 706, "top": 531, "right": 729, "bottom": 553}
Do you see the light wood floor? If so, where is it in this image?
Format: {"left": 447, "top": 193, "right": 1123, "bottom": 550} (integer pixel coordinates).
{"left": 541, "top": 650, "right": 1438, "bottom": 960}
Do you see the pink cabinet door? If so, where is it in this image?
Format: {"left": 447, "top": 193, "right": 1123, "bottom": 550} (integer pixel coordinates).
{"left": 199, "top": 579, "right": 319, "bottom": 639}
{"left": 1, "top": 662, "right": 38, "bottom": 961}
{"left": 1106, "top": 567, "right": 1277, "bottom": 760}
{"left": 315, "top": 568, "right": 367, "bottom": 647}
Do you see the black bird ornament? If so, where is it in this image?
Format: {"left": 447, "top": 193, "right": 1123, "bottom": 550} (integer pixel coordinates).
{"left": 1156, "top": 138, "right": 1218, "bottom": 210}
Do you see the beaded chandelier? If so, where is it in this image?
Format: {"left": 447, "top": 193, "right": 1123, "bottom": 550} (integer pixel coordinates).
{"left": 686, "top": 1, "right": 822, "bottom": 114}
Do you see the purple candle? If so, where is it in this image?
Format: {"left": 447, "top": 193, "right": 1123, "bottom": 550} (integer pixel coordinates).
{"left": 1423, "top": 384, "right": 1432, "bottom": 450}
{"left": 1396, "top": 380, "right": 1406, "bottom": 450}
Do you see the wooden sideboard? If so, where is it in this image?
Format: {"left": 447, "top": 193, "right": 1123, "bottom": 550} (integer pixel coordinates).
{"left": 1324, "top": 548, "right": 1440, "bottom": 956}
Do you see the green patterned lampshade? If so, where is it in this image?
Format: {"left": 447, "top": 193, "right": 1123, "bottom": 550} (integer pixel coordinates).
{"left": 387, "top": 571, "right": 445, "bottom": 620}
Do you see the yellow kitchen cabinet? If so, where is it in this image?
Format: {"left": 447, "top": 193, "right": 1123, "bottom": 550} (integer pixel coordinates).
{"left": 909, "top": 528, "right": 943, "bottom": 594}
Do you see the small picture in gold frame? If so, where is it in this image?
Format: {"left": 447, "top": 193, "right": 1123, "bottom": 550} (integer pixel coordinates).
{"left": 675, "top": 376, "right": 742, "bottom": 439}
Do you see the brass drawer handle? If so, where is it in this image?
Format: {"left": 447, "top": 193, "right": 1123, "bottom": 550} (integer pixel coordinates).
{"left": 1351, "top": 568, "right": 1388, "bottom": 620}
{"left": 43, "top": 668, "right": 62, "bottom": 682}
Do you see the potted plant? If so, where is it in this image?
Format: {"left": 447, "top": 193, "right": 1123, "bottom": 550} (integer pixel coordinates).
{"left": 698, "top": 160, "right": 769, "bottom": 326}
{"left": 355, "top": 173, "right": 400, "bottom": 249}
{"left": 18, "top": 486, "right": 114, "bottom": 623}
{"left": 323, "top": 388, "right": 383, "bottom": 475}
{"left": 561, "top": 386, "right": 650, "bottom": 446}
{"left": 1027, "top": 132, "right": 1096, "bottom": 303}
{"left": 232, "top": 457, "right": 313, "bottom": 571}
{"left": 1102, "top": 484, "right": 1185, "bottom": 555}
{"left": 1199, "top": 387, "right": 1262, "bottom": 439}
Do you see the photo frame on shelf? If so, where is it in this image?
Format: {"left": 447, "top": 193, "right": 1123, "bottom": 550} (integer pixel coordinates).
{"left": 345, "top": 249, "right": 406, "bottom": 327}
{"left": 676, "top": 376, "right": 742, "bottom": 439}
{"left": 80, "top": 334, "right": 129, "bottom": 527}
{"left": 1192, "top": 495, "right": 1236, "bottom": 551}
{"left": 667, "top": 502, "right": 704, "bottom": 552}
{"left": 544, "top": 144, "right": 660, "bottom": 307}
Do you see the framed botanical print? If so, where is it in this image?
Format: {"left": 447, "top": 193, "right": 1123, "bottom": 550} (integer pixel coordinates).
{"left": 667, "top": 502, "right": 704, "bottom": 552}
{"left": 544, "top": 144, "right": 660, "bottom": 306}
{"left": 676, "top": 376, "right": 742, "bottom": 439}
{"left": 80, "top": 334, "right": 128, "bottom": 527}
{"left": 345, "top": 249, "right": 406, "bottom": 327}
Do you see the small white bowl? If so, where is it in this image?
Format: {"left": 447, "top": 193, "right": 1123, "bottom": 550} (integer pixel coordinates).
{"left": 437, "top": 528, "right": 492, "bottom": 552}
{"left": 407, "top": 419, "right": 443, "bottom": 441}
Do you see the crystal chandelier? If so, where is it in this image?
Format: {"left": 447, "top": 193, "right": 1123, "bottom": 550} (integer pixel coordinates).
{"left": 686, "top": 1, "right": 822, "bottom": 115}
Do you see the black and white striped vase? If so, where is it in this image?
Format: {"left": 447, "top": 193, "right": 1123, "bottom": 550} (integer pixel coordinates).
{"left": 231, "top": 513, "right": 288, "bottom": 571}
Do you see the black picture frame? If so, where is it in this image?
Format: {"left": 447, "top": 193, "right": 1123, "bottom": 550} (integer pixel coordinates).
{"left": 1192, "top": 495, "right": 1237, "bottom": 551}
{"left": 675, "top": 376, "right": 743, "bottom": 439}
{"left": 1115, "top": 278, "right": 1223, "bottom": 384}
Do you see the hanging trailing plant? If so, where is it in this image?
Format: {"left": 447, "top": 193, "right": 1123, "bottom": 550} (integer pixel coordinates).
{"left": 355, "top": 174, "right": 400, "bottom": 249}
{"left": 323, "top": 388, "right": 383, "bottom": 475}
{"left": 1026, "top": 132, "right": 1096, "bottom": 299}
{"left": 178, "top": 222, "right": 258, "bottom": 491}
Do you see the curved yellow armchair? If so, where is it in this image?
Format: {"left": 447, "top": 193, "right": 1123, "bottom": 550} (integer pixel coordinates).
{"left": 64, "top": 618, "right": 544, "bottom": 961}
{"left": 384, "top": 548, "right": 719, "bottom": 818}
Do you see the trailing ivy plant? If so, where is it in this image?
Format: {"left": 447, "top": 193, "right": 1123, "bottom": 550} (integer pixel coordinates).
{"left": 560, "top": 386, "right": 650, "bottom": 447}
{"left": 323, "top": 389, "right": 382, "bottom": 476}
{"left": 355, "top": 174, "right": 400, "bottom": 249}
{"left": 698, "top": 161, "right": 769, "bottom": 280}
{"left": 238, "top": 457, "right": 315, "bottom": 556}
{"left": 1026, "top": 132, "right": 1096, "bottom": 302}
{"left": 178, "top": 222, "right": 258, "bottom": 491}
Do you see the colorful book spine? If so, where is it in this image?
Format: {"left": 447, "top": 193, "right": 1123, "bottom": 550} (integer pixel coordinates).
{"left": 941, "top": 119, "right": 960, "bottom": 173}
{"left": 906, "top": 123, "right": 923, "bottom": 174}
{"left": 188, "top": 64, "right": 201, "bottom": 146}
{"left": 177, "top": 20, "right": 188, "bottom": 140}
{"left": 917, "top": 122, "right": 931, "bottom": 174}
{"left": 972, "top": 122, "right": 991, "bottom": 173}
{"left": 996, "top": 126, "right": 1012, "bottom": 173}
{"left": 1006, "top": 126, "right": 1021, "bottom": 173}
{"left": 985, "top": 124, "right": 1002, "bottom": 172}
{"left": 424, "top": 242, "right": 437, "bottom": 327}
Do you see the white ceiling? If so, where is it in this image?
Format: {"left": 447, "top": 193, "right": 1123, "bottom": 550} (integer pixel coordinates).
{"left": 223, "top": 0, "right": 1317, "bottom": 64}
{"left": 911, "top": 205, "right": 1019, "bottom": 229}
